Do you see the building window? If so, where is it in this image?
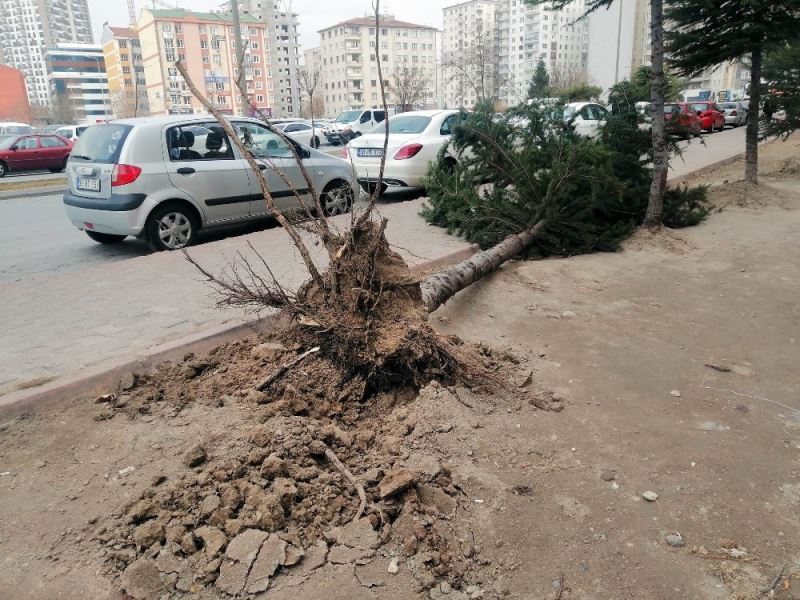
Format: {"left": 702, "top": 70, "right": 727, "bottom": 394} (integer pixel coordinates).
{"left": 211, "top": 39, "right": 220, "bottom": 49}
{"left": 199, "top": 25, "right": 207, "bottom": 33}
{"left": 200, "top": 40, "right": 208, "bottom": 49}
{"left": 256, "top": 94, "right": 264, "bottom": 102}
{"left": 119, "top": 40, "right": 127, "bottom": 49}
{"left": 175, "top": 23, "right": 182, "bottom": 33}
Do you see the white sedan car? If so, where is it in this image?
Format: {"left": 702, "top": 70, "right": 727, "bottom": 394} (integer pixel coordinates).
{"left": 344, "top": 109, "right": 463, "bottom": 191}
{"left": 563, "top": 102, "right": 609, "bottom": 138}
{"left": 274, "top": 121, "right": 320, "bottom": 148}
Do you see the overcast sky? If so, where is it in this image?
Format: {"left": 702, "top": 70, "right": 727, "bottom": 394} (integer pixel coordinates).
{"left": 88, "top": 0, "right": 448, "bottom": 49}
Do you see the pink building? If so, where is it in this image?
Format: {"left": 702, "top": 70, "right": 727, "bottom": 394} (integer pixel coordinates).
{"left": 136, "top": 8, "right": 273, "bottom": 116}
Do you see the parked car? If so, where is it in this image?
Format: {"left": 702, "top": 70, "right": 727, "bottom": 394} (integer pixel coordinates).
{"left": 41, "top": 124, "right": 70, "bottom": 134}
{"left": 344, "top": 109, "right": 465, "bottom": 192}
{"left": 0, "top": 122, "right": 35, "bottom": 136}
{"left": 663, "top": 103, "right": 702, "bottom": 138}
{"left": 62, "top": 116, "right": 358, "bottom": 251}
{"left": 563, "top": 102, "right": 610, "bottom": 138}
{"left": 689, "top": 101, "right": 725, "bottom": 133}
{"left": 718, "top": 101, "right": 747, "bottom": 127}
{"left": 274, "top": 121, "right": 320, "bottom": 148}
{"left": 326, "top": 109, "right": 391, "bottom": 145}
{"left": 0, "top": 134, "right": 72, "bottom": 177}
{"left": 54, "top": 125, "right": 90, "bottom": 141}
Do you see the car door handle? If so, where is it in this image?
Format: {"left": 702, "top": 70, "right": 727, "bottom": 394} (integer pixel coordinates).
{"left": 176, "top": 167, "right": 195, "bottom": 175}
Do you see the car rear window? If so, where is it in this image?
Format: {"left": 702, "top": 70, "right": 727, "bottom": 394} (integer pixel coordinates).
{"left": 719, "top": 103, "right": 737, "bottom": 109}
{"left": 691, "top": 103, "right": 711, "bottom": 113}
{"left": 374, "top": 115, "right": 431, "bottom": 134}
{"left": 70, "top": 124, "right": 132, "bottom": 164}
{"left": 664, "top": 104, "right": 680, "bottom": 113}
{"left": 3, "top": 125, "right": 34, "bottom": 134}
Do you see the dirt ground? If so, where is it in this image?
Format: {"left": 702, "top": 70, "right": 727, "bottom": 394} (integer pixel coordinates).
{"left": 2, "top": 138, "right": 800, "bottom": 599}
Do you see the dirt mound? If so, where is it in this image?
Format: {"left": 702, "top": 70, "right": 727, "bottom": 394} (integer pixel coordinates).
{"left": 622, "top": 226, "right": 696, "bottom": 254}
{"left": 88, "top": 332, "right": 559, "bottom": 598}
{"left": 764, "top": 156, "right": 800, "bottom": 179}
{"left": 707, "top": 181, "right": 795, "bottom": 209}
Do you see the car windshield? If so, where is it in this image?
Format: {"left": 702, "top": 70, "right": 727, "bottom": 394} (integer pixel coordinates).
{"left": 691, "top": 103, "right": 711, "bottom": 113}
{"left": 371, "top": 115, "right": 431, "bottom": 134}
{"left": 0, "top": 136, "right": 20, "bottom": 149}
{"left": 719, "top": 103, "right": 738, "bottom": 109}
{"left": 663, "top": 104, "right": 680, "bottom": 113}
{"left": 3, "top": 125, "right": 34, "bottom": 134}
{"left": 70, "top": 124, "right": 132, "bottom": 163}
{"left": 335, "top": 110, "right": 361, "bottom": 123}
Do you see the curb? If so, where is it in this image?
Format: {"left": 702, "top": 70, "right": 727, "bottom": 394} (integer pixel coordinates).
{"left": 666, "top": 152, "right": 745, "bottom": 187}
{"left": 0, "top": 244, "right": 479, "bottom": 421}
{"left": 0, "top": 185, "right": 66, "bottom": 200}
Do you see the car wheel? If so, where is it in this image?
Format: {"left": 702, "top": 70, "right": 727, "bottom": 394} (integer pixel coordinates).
{"left": 49, "top": 159, "right": 67, "bottom": 173}
{"left": 0, "top": 161, "right": 7, "bottom": 178}
{"left": 441, "top": 158, "right": 457, "bottom": 175}
{"left": 311, "top": 136, "right": 320, "bottom": 148}
{"left": 85, "top": 230, "right": 127, "bottom": 244}
{"left": 145, "top": 203, "right": 198, "bottom": 251}
{"left": 320, "top": 181, "right": 353, "bottom": 216}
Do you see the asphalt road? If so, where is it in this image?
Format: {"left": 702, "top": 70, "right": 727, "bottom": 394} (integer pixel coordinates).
{"left": 0, "top": 126, "right": 745, "bottom": 284}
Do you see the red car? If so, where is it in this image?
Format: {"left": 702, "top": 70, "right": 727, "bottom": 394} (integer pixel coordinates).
{"left": 0, "top": 134, "right": 73, "bottom": 177}
{"left": 689, "top": 101, "right": 725, "bottom": 133}
{"left": 663, "top": 103, "right": 702, "bottom": 138}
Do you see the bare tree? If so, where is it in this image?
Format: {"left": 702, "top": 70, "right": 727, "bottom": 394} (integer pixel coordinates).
{"left": 297, "top": 66, "right": 323, "bottom": 119}
{"left": 548, "top": 63, "right": 589, "bottom": 91}
{"left": 389, "top": 57, "right": 431, "bottom": 112}
{"left": 442, "top": 30, "right": 508, "bottom": 108}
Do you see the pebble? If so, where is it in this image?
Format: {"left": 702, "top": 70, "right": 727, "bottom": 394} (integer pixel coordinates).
{"left": 600, "top": 470, "right": 616, "bottom": 482}
{"left": 642, "top": 491, "right": 659, "bottom": 502}
{"left": 561, "top": 310, "right": 577, "bottom": 319}
{"left": 670, "top": 390, "right": 681, "bottom": 397}
{"left": 387, "top": 557, "right": 399, "bottom": 574}
{"left": 440, "top": 581, "right": 451, "bottom": 594}
{"left": 666, "top": 533, "right": 685, "bottom": 547}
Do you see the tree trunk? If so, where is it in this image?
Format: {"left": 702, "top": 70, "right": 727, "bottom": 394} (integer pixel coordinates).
{"left": 643, "top": 0, "right": 666, "bottom": 229}
{"left": 745, "top": 46, "right": 762, "bottom": 184}
{"left": 421, "top": 221, "right": 545, "bottom": 312}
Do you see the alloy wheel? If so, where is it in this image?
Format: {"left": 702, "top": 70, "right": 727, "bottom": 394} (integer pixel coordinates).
{"left": 157, "top": 212, "right": 192, "bottom": 249}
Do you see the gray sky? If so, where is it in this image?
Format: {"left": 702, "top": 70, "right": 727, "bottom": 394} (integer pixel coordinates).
{"left": 88, "top": 0, "right": 447, "bottom": 49}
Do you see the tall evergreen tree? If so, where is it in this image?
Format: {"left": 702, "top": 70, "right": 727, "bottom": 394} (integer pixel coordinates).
{"left": 666, "top": 1, "right": 800, "bottom": 184}
{"left": 528, "top": 58, "right": 551, "bottom": 98}
{"left": 524, "top": 0, "right": 669, "bottom": 229}
{"left": 762, "top": 40, "right": 800, "bottom": 139}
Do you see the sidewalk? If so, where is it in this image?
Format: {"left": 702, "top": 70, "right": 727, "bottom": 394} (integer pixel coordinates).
{"left": 0, "top": 199, "right": 474, "bottom": 396}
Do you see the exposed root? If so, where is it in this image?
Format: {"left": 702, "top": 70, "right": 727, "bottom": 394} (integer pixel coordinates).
{"left": 323, "top": 445, "right": 367, "bottom": 522}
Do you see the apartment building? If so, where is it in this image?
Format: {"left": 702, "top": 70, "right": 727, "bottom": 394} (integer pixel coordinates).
{"left": 496, "top": 0, "right": 589, "bottom": 105}
{"left": 101, "top": 25, "right": 149, "bottom": 118}
{"left": 318, "top": 15, "right": 438, "bottom": 117}
{"left": 227, "top": 0, "right": 302, "bottom": 118}
{"left": 442, "top": 0, "right": 499, "bottom": 109}
{"left": 45, "top": 43, "right": 112, "bottom": 122}
{"left": 0, "top": 65, "right": 32, "bottom": 122}
{"left": 0, "top": 0, "right": 93, "bottom": 108}
{"left": 137, "top": 8, "right": 273, "bottom": 117}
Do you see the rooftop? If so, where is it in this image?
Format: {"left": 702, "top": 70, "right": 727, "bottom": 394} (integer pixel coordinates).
{"left": 319, "top": 15, "right": 438, "bottom": 33}
{"left": 148, "top": 8, "right": 262, "bottom": 24}
{"left": 106, "top": 26, "right": 136, "bottom": 38}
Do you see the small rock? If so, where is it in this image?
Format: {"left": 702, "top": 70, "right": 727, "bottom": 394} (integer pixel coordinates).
{"left": 183, "top": 445, "right": 207, "bottom": 468}
{"left": 251, "top": 342, "right": 287, "bottom": 359}
{"left": 245, "top": 389, "right": 270, "bottom": 404}
{"left": 308, "top": 440, "right": 327, "bottom": 456}
{"left": 250, "top": 426, "right": 271, "bottom": 447}
{"left": 119, "top": 372, "right": 136, "bottom": 391}
{"left": 471, "top": 591, "right": 484, "bottom": 599}
{"left": 200, "top": 494, "right": 221, "bottom": 517}
{"left": 600, "top": 470, "right": 616, "bottom": 482}
{"left": 133, "top": 521, "right": 165, "bottom": 548}
{"left": 561, "top": 310, "right": 577, "bottom": 319}
{"left": 195, "top": 526, "right": 227, "bottom": 557}
{"left": 260, "top": 454, "right": 287, "bottom": 480}
{"left": 226, "top": 529, "right": 269, "bottom": 565}
{"left": 670, "top": 390, "right": 681, "bottom": 397}
{"left": 440, "top": 581, "right": 452, "bottom": 594}
{"left": 387, "top": 557, "right": 399, "bottom": 574}
{"left": 642, "top": 491, "right": 659, "bottom": 502}
{"left": 514, "top": 368, "right": 533, "bottom": 389}
{"left": 34, "top": 459, "right": 47, "bottom": 469}
{"left": 378, "top": 468, "right": 416, "bottom": 499}
{"left": 118, "top": 466, "right": 135, "bottom": 476}
{"left": 281, "top": 543, "right": 304, "bottom": 567}
{"left": 666, "top": 533, "right": 685, "bottom": 547}
{"left": 121, "top": 558, "right": 162, "bottom": 599}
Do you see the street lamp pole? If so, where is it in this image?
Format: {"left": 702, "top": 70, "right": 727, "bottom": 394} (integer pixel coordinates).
{"left": 230, "top": 0, "right": 248, "bottom": 116}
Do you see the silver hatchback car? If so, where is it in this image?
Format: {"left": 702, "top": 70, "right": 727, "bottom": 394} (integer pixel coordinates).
{"left": 63, "top": 115, "right": 357, "bottom": 250}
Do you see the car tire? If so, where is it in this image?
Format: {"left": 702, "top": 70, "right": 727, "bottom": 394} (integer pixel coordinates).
{"left": 145, "top": 202, "right": 199, "bottom": 251}
{"left": 311, "top": 136, "right": 320, "bottom": 148}
{"left": 86, "top": 230, "right": 127, "bottom": 244}
{"left": 49, "top": 159, "right": 67, "bottom": 173}
{"left": 0, "top": 161, "right": 7, "bottom": 178}
{"left": 320, "top": 181, "right": 353, "bottom": 216}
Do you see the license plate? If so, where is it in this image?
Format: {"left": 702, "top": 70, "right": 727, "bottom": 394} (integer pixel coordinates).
{"left": 357, "top": 148, "right": 384, "bottom": 158}
{"left": 76, "top": 177, "right": 100, "bottom": 191}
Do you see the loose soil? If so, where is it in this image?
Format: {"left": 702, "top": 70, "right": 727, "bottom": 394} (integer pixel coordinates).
{"left": 1, "top": 140, "right": 800, "bottom": 599}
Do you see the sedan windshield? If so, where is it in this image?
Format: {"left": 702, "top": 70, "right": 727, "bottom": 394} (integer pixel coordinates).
{"left": 335, "top": 110, "right": 362, "bottom": 123}
{"left": 0, "top": 136, "right": 20, "bottom": 149}
{"left": 371, "top": 116, "right": 431, "bottom": 134}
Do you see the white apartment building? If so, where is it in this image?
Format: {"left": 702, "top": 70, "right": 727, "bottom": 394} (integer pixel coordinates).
{"left": 0, "top": 0, "right": 93, "bottom": 108}
{"left": 442, "top": 0, "right": 499, "bottom": 109}
{"left": 317, "top": 15, "right": 438, "bottom": 117}
{"left": 227, "top": 0, "right": 303, "bottom": 117}
{"left": 45, "top": 43, "right": 112, "bottom": 122}
{"left": 496, "top": 0, "right": 589, "bottom": 105}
